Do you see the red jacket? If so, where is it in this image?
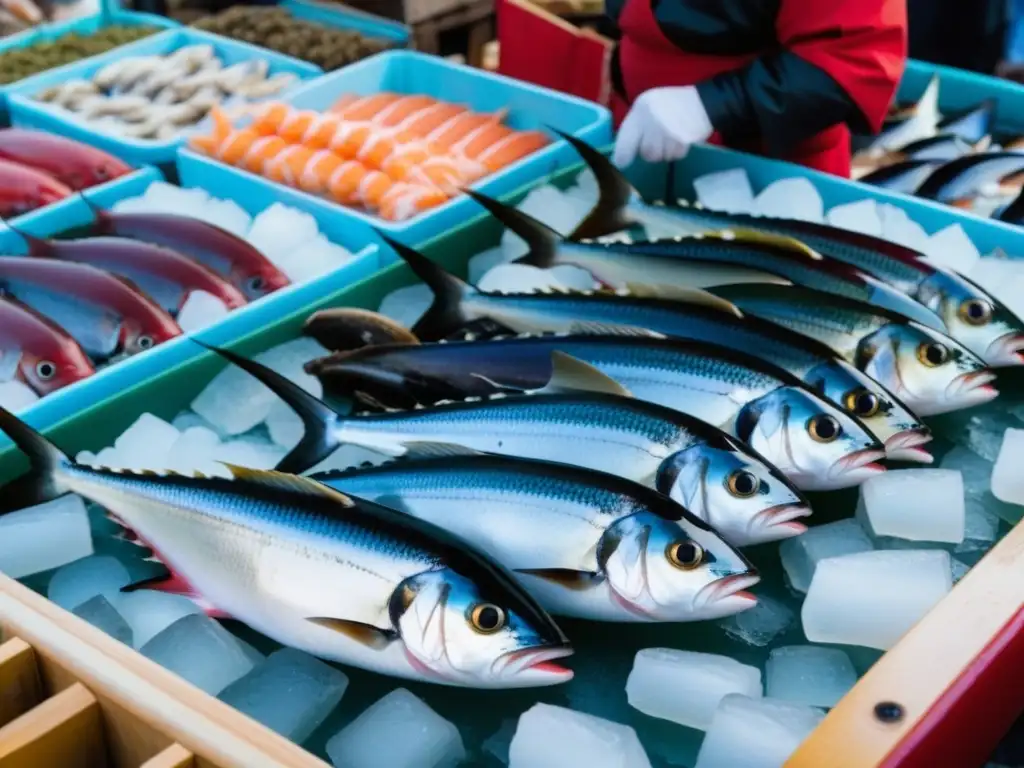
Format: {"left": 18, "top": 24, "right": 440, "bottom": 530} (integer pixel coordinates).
{"left": 609, "top": 0, "right": 908, "bottom": 176}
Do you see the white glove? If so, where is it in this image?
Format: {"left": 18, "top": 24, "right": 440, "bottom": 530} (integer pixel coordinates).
{"left": 613, "top": 85, "right": 714, "bottom": 168}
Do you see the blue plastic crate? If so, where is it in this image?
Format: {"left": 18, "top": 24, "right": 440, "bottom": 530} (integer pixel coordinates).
{"left": 280, "top": 0, "right": 409, "bottom": 45}
{"left": 3, "top": 168, "right": 381, "bottom": 426}
{"left": 176, "top": 49, "right": 612, "bottom": 249}
{"left": 6, "top": 27, "right": 323, "bottom": 167}
{"left": 899, "top": 59, "right": 1024, "bottom": 136}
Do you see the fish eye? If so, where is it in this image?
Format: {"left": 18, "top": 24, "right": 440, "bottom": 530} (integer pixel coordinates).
{"left": 958, "top": 299, "right": 992, "bottom": 326}
{"left": 807, "top": 414, "right": 841, "bottom": 442}
{"left": 35, "top": 361, "right": 56, "bottom": 381}
{"left": 137, "top": 335, "right": 154, "bottom": 350}
{"left": 666, "top": 541, "right": 704, "bottom": 570}
{"left": 469, "top": 603, "right": 506, "bottom": 634}
{"left": 726, "top": 470, "right": 759, "bottom": 498}
{"left": 845, "top": 389, "right": 880, "bottom": 418}
{"left": 247, "top": 276, "right": 266, "bottom": 293}
{"left": 917, "top": 342, "right": 950, "bottom": 367}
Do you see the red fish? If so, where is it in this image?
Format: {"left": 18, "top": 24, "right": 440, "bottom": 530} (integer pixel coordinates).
{"left": 0, "top": 258, "right": 182, "bottom": 361}
{"left": 0, "top": 159, "right": 72, "bottom": 218}
{"left": 86, "top": 208, "right": 290, "bottom": 300}
{"left": 0, "top": 130, "right": 132, "bottom": 192}
{"left": 21, "top": 235, "right": 248, "bottom": 316}
{"left": 0, "top": 296, "right": 95, "bottom": 395}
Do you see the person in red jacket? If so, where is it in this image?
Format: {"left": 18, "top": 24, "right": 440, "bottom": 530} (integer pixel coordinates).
{"left": 608, "top": 0, "right": 908, "bottom": 177}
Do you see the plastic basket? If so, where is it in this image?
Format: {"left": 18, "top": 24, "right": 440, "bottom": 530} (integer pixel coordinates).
{"left": 280, "top": 0, "right": 409, "bottom": 44}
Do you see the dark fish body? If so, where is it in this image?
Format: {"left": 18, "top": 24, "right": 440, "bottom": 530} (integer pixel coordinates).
{"left": 0, "top": 128, "right": 131, "bottom": 191}
{"left": 860, "top": 160, "right": 943, "bottom": 195}
{"left": 914, "top": 152, "right": 1024, "bottom": 203}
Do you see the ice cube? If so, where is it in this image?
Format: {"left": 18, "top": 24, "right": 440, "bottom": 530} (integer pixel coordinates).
{"left": 625, "top": 648, "right": 762, "bottom": 730}
{"left": 967, "top": 254, "right": 1024, "bottom": 302}
{"left": 779, "top": 519, "right": 874, "bottom": 593}
{"left": 753, "top": 178, "right": 824, "bottom": 223}
{"left": 266, "top": 400, "right": 304, "bottom": 449}
{"left": 991, "top": 428, "right": 1024, "bottom": 504}
{"left": 140, "top": 614, "right": 256, "bottom": 695}
{"left": 166, "top": 426, "right": 222, "bottom": 474}
{"left": 216, "top": 435, "right": 287, "bottom": 470}
{"left": 826, "top": 200, "right": 882, "bottom": 237}
{"left": 878, "top": 204, "right": 930, "bottom": 251}
{"left": 246, "top": 203, "right": 320, "bottom": 267}
{"left": 500, "top": 185, "right": 588, "bottom": 258}
{"left": 0, "top": 496, "right": 93, "bottom": 579}
{"left": 477, "top": 263, "right": 567, "bottom": 294}
{"left": 719, "top": 594, "right": 794, "bottom": 647}
{"left": 378, "top": 283, "right": 434, "bottom": 328}
{"left": 565, "top": 168, "right": 598, "bottom": 205}
{"left": 508, "top": 703, "right": 651, "bottom": 768}
{"left": 326, "top": 688, "right": 466, "bottom": 768}
{"left": 693, "top": 169, "right": 755, "bottom": 214}
{"left": 802, "top": 550, "right": 952, "bottom": 650}
{"left": 110, "top": 196, "right": 152, "bottom": 214}
{"left": 954, "top": 412, "right": 1023, "bottom": 463}
{"left": 483, "top": 719, "right": 517, "bottom": 765}
{"left": 114, "top": 413, "right": 180, "bottom": 471}
{"left": 171, "top": 410, "right": 226, "bottom": 437}
{"left": 191, "top": 339, "right": 326, "bottom": 436}
{"left": 76, "top": 450, "right": 97, "bottom": 466}
{"left": 142, "top": 182, "right": 211, "bottom": 218}
{"left": 468, "top": 246, "right": 513, "bottom": 284}
{"left": 857, "top": 469, "right": 965, "bottom": 544}
{"left": 177, "top": 291, "right": 231, "bottom": 333}
{"left": 283, "top": 235, "right": 353, "bottom": 284}
{"left": 0, "top": 380, "right": 39, "bottom": 412}
{"left": 115, "top": 591, "right": 202, "bottom": 649}
{"left": 219, "top": 648, "right": 348, "bottom": 743}
{"left": 943, "top": 443, "right": 1002, "bottom": 553}
{"left": 548, "top": 264, "right": 600, "bottom": 290}
{"left": 194, "top": 197, "right": 252, "bottom": 239}
{"left": 94, "top": 447, "right": 122, "bottom": 468}
{"left": 922, "top": 224, "right": 980, "bottom": 275}
{"left": 694, "top": 694, "right": 825, "bottom": 768}
{"left": 765, "top": 646, "right": 856, "bottom": 709}
{"left": 72, "top": 595, "right": 133, "bottom": 645}
{"left": 47, "top": 555, "right": 131, "bottom": 611}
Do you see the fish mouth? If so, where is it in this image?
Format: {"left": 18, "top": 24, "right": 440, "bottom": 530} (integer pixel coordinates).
{"left": 695, "top": 571, "right": 761, "bottom": 610}
{"left": 828, "top": 448, "right": 887, "bottom": 483}
{"left": 749, "top": 503, "right": 811, "bottom": 539}
{"left": 946, "top": 370, "right": 1000, "bottom": 407}
{"left": 985, "top": 333, "right": 1024, "bottom": 367}
{"left": 496, "top": 646, "right": 575, "bottom": 683}
{"left": 884, "top": 428, "right": 934, "bottom": 463}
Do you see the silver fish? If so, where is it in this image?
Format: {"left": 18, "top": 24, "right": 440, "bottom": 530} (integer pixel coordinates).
{"left": 860, "top": 160, "right": 944, "bottom": 195}
{"left": 313, "top": 455, "right": 761, "bottom": 620}
{"left": 0, "top": 407, "right": 573, "bottom": 689}
{"left": 914, "top": 152, "right": 1024, "bottom": 203}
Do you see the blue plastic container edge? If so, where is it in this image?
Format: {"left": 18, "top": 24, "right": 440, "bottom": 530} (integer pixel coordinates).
{"left": 280, "top": 0, "right": 409, "bottom": 43}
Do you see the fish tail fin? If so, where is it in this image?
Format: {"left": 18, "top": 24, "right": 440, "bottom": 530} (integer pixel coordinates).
{"left": 375, "top": 232, "right": 473, "bottom": 340}
{"left": 195, "top": 342, "right": 342, "bottom": 474}
{"left": 463, "top": 189, "right": 560, "bottom": 269}
{"left": 551, "top": 130, "right": 640, "bottom": 240}
{"left": 0, "top": 405, "right": 72, "bottom": 513}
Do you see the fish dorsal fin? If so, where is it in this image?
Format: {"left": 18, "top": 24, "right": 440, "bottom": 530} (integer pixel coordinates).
{"left": 704, "top": 227, "right": 823, "bottom": 261}
{"left": 975, "top": 134, "right": 993, "bottom": 153}
{"left": 538, "top": 351, "right": 632, "bottom": 397}
{"left": 623, "top": 282, "right": 744, "bottom": 318}
{"left": 221, "top": 464, "right": 355, "bottom": 505}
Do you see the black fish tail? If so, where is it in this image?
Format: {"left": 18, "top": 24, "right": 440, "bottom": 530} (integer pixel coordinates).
{"left": 196, "top": 343, "right": 342, "bottom": 474}
{"left": 0, "top": 404, "right": 72, "bottom": 513}
{"left": 376, "top": 232, "right": 473, "bottom": 341}
{"left": 463, "top": 189, "right": 560, "bottom": 269}
{"left": 552, "top": 131, "right": 640, "bottom": 240}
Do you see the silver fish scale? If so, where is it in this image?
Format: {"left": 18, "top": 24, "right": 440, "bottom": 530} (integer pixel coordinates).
{"left": 735, "top": 297, "right": 883, "bottom": 348}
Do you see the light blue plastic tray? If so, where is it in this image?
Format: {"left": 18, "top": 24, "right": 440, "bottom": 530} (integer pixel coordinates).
{"left": 177, "top": 49, "right": 613, "bottom": 249}
{"left": 6, "top": 27, "right": 323, "bottom": 167}
{"left": 3, "top": 167, "right": 381, "bottom": 426}
{"left": 900, "top": 59, "right": 1024, "bottom": 136}
{"left": 280, "top": 0, "right": 409, "bottom": 45}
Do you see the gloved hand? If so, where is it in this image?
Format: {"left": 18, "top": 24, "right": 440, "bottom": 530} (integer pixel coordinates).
{"left": 613, "top": 85, "right": 714, "bottom": 168}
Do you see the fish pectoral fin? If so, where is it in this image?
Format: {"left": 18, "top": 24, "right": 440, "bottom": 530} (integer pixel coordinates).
{"left": 623, "top": 282, "right": 744, "bottom": 318}
{"left": 710, "top": 228, "right": 824, "bottom": 261}
{"left": 536, "top": 351, "right": 632, "bottom": 398}
{"left": 401, "top": 441, "right": 485, "bottom": 458}
{"left": 220, "top": 464, "right": 356, "bottom": 506}
{"left": 515, "top": 568, "right": 601, "bottom": 590}
{"left": 307, "top": 617, "right": 397, "bottom": 649}
{"left": 568, "top": 320, "right": 667, "bottom": 338}
{"left": 374, "top": 494, "right": 412, "bottom": 515}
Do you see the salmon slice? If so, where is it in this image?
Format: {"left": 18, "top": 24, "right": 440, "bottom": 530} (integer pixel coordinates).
{"left": 265, "top": 144, "right": 316, "bottom": 187}
{"left": 326, "top": 160, "right": 374, "bottom": 205}
{"left": 299, "top": 149, "right": 344, "bottom": 194}
{"left": 334, "top": 93, "right": 402, "bottom": 121}
{"left": 252, "top": 103, "right": 292, "bottom": 136}
{"left": 328, "top": 123, "right": 376, "bottom": 160}
{"left": 241, "top": 135, "right": 289, "bottom": 175}
{"left": 395, "top": 102, "right": 469, "bottom": 138}
{"left": 277, "top": 110, "right": 324, "bottom": 144}
{"left": 427, "top": 110, "right": 508, "bottom": 151}
{"left": 326, "top": 93, "right": 360, "bottom": 115}
{"left": 371, "top": 95, "right": 439, "bottom": 127}
{"left": 475, "top": 130, "right": 550, "bottom": 172}
{"left": 378, "top": 183, "right": 448, "bottom": 221}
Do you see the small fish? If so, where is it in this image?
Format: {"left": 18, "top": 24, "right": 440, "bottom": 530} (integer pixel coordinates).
{"left": 0, "top": 159, "right": 72, "bottom": 217}
{"left": 35, "top": 81, "right": 100, "bottom": 109}
{"left": 216, "top": 343, "right": 814, "bottom": 538}
{"left": 234, "top": 73, "right": 298, "bottom": 100}
{"left": 0, "top": 406, "right": 572, "bottom": 688}
{"left": 0, "top": 129, "right": 131, "bottom": 191}
{"left": 313, "top": 455, "right": 761, "bottom": 620}
{"left": 860, "top": 160, "right": 944, "bottom": 195}
{"left": 559, "top": 133, "right": 1024, "bottom": 368}
{"left": 711, "top": 283, "right": 998, "bottom": 418}
{"left": 898, "top": 133, "right": 986, "bottom": 162}
{"left": 304, "top": 307, "right": 421, "bottom": 351}
{"left": 85, "top": 205, "right": 290, "bottom": 300}
{"left": 936, "top": 100, "right": 995, "bottom": 144}
{"left": 18, "top": 233, "right": 247, "bottom": 315}
{"left": 94, "top": 56, "right": 164, "bottom": 92}
{"left": 382, "top": 237, "right": 925, "bottom": 462}
{"left": 914, "top": 152, "right": 1024, "bottom": 204}
{"left": 0, "top": 296, "right": 94, "bottom": 395}
{"left": 869, "top": 76, "right": 941, "bottom": 152}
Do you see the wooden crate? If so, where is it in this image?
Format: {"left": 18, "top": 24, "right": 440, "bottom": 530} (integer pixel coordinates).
{"left": 409, "top": 0, "right": 493, "bottom": 67}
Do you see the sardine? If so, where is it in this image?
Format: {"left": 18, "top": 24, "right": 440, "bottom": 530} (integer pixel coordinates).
{"left": 898, "top": 133, "right": 984, "bottom": 162}
{"left": 0, "top": 129, "right": 131, "bottom": 191}
{"left": 208, "top": 338, "right": 851, "bottom": 499}
{"left": 0, "top": 406, "right": 573, "bottom": 688}
{"left": 914, "top": 152, "right": 1024, "bottom": 204}
{"left": 84, "top": 206, "right": 289, "bottom": 301}
{"left": 0, "top": 158, "right": 72, "bottom": 217}
{"left": 936, "top": 100, "right": 995, "bottom": 144}
{"left": 860, "top": 160, "right": 944, "bottom": 195}
{"left": 711, "top": 283, "right": 997, "bottom": 416}
{"left": 313, "top": 455, "right": 761, "bottom": 619}
{"left": 559, "top": 134, "right": 1024, "bottom": 367}
{"left": 0, "top": 296, "right": 94, "bottom": 395}
{"left": 383, "top": 237, "right": 925, "bottom": 461}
